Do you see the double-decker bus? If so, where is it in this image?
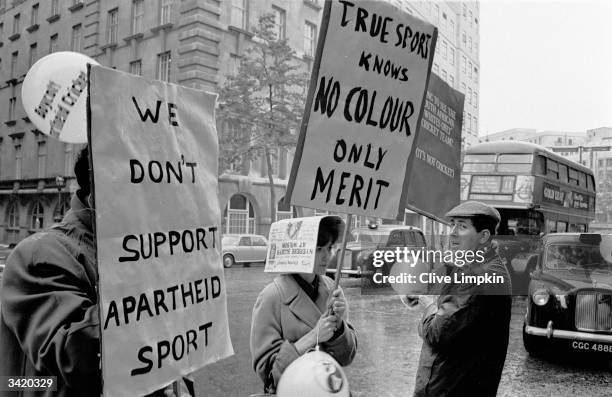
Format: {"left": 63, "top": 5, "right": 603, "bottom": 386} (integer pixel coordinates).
{"left": 460, "top": 141, "right": 596, "bottom": 289}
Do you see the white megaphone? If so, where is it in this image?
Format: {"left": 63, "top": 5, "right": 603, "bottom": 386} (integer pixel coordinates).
{"left": 22, "top": 51, "right": 99, "bottom": 143}
{"left": 276, "top": 350, "right": 350, "bottom": 397}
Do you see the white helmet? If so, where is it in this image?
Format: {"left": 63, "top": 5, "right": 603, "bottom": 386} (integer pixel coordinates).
{"left": 276, "top": 350, "right": 350, "bottom": 397}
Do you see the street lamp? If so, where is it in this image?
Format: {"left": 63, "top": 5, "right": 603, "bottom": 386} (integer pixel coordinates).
{"left": 54, "top": 176, "right": 65, "bottom": 222}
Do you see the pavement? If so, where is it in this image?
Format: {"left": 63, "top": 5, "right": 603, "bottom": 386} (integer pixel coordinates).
{"left": 193, "top": 266, "right": 612, "bottom": 397}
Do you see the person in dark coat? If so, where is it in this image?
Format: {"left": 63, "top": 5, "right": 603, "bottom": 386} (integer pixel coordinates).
{"left": 0, "top": 147, "right": 193, "bottom": 397}
{"left": 412, "top": 201, "right": 512, "bottom": 397}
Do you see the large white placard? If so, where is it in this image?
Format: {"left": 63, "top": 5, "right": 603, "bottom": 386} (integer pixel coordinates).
{"left": 89, "top": 66, "right": 233, "bottom": 397}
{"left": 286, "top": 0, "right": 437, "bottom": 220}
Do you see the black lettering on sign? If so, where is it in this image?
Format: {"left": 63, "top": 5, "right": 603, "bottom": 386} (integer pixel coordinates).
{"left": 130, "top": 322, "right": 213, "bottom": 376}
{"left": 132, "top": 97, "right": 180, "bottom": 126}
{"left": 34, "top": 81, "right": 61, "bottom": 118}
{"left": 118, "top": 226, "right": 217, "bottom": 262}
{"left": 313, "top": 76, "right": 340, "bottom": 117}
{"left": 129, "top": 157, "right": 197, "bottom": 184}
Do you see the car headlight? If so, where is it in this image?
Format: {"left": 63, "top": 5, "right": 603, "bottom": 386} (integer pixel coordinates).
{"left": 532, "top": 288, "right": 550, "bottom": 306}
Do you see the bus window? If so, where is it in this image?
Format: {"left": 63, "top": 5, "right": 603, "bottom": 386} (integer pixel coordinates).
{"left": 497, "top": 210, "right": 542, "bottom": 236}
{"left": 497, "top": 154, "right": 533, "bottom": 173}
{"left": 558, "top": 164, "right": 568, "bottom": 184}
{"left": 463, "top": 154, "right": 496, "bottom": 173}
{"left": 587, "top": 175, "right": 594, "bottom": 191}
{"left": 546, "top": 159, "right": 559, "bottom": 179}
{"left": 545, "top": 219, "right": 557, "bottom": 233}
{"left": 556, "top": 221, "right": 568, "bottom": 232}
{"left": 534, "top": 155, "right": 546, "bottom": 175}
{"left": 568, "top": 168, "right": 579, "bottom": 186}
{"left": 578, "top": 172, "right": 586, "bottom": 188}
{"left": 569, "top": 224, "right": 586, "bottom": 232}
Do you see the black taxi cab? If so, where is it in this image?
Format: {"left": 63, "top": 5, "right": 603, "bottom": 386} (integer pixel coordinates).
{"left": 523, "top": 233, "right": 612, "bottom": 357}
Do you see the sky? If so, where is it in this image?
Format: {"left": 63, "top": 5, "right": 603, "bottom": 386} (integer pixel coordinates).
{"left": 479, "top": 0, "right": 612, "bottom": 136}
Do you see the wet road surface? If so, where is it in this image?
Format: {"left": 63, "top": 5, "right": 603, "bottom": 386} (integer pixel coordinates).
{"left": 194, "top": 267, "right": 611, "bottom": 397}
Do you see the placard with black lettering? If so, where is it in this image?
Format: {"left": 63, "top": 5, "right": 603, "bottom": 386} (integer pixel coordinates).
{"left": 285, "top": 0, "right": 437, "bottom": 220}
{"left": 88, "top": 66, "right": 233, "bottom": 397}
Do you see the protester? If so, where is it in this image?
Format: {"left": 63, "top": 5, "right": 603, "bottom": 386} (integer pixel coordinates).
{"left": 250, "top": 218, "right": 357, "bottom": 394}
{"left": 412, "top": 201, "right": 512, "bottom": 397}
{"left": 0, "top": 147, "right": 192, "bottom": 397}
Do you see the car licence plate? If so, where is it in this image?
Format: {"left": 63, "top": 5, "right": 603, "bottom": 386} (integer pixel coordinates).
{"left": 570, "top": 341, "right": 612, "bottom": 353}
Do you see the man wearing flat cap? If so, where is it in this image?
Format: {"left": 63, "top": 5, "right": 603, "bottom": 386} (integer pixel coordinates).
{"left": 412, "top": 201, "right": 512, "bottom": 397}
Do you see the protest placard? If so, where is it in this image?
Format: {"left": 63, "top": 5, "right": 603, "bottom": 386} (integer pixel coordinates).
{"left": 265, "top": 216, "right": 344, "bottom": 273}
{"left": 88, "top": 66, "right": 233, "bottom": 397}
{"left": 403, "top": 73, "right": 464, "bottom": 221}
{"left": 285, "top": 0, "right": 437, "bottom": 220}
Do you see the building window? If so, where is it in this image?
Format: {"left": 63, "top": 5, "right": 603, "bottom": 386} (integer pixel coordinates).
{"left": 71, "top": 24, "right": 82, "bottom": 52}
{"left": 37, "top": 140, "right": 46, "bottom": 178}
{"left": 462, "top": 31, "right": 466, "bottom": 46}
{"left": 473, "top": 118, "right": 478, "bottom": 135}
{"left": 470, "top": 11, "right": 473, "bottom": 27}
{"left": 31, "top": 202, "right": 44, "bottom": 230}
{"left": 107, "top": 8, "right": 118, "bottom": 44}
{"left": 10, "top": 51, "right": 17, "bottom": 77}
{"left": 462, "top": 56, "right": 466, "bottom": 74}
{"left": 160, "top": 0, "right": 173, "bottom": 25}
{"left": 450, "top": 19, "right": 455, "bottom": 36}
{"left": 304, "top": 21, "right": 316, "bottom": 58}
{"left": 31, "top": 4, "right": 38, "bottom": 26}
{"left": 434, "top": 4, "right": 439, "bottom": 24}
{"left": 129, "top": 60, "right": 142, "bottom": 76}
{"left": 449, "top": 75, "right": 454, "bottom": 88}
{"left": 463, "top": 4, "right": 467, "bottom": 17}
{"left": 474, "top": 66, "right": 479, "bottom": 83}
{"left": 272, "top": 6, "right": 286, "bottom": 40}
{"left": 474, "top": 92, "right": 478, "bottom": 108}
{"left": 461, "top": 82, "right": 466, "bottom": 94}
{"left": 8, "top": 97, "right": 16, "bottom": 120}
{"left": 468, "top": 61, "right": 473, "bottom": 78}
{"left": 51, "top": 0, "right": 59, "bottom": 16}
{"left": 441, "top": 69, "right": 447, "bottom": 81}
{"left": 13, "top": 13, "right": 20, "bottom": 35}
{"left": 469, "top": 37, "right": 473, "bottom": 51}
{"left": 64, "top": 143, "right": 73, "bottom": 176}
{"left": 433, "top": 63, "right": 439, "bottom": 74}
{"left": 7, "top": 202, "right": 19, "bottom": 229}
{"left": 14, "top": 138, "right": 23, "bottom": 179}
{"left": 29, "top": 43, "right": 37, "bottom": 67}
{"left": 49, "top": 34, "right": 59, "bottom": 53}
{"left": 276, "top": 197, "right": 297, "bottom": 221}
{"left": 157, "top": 51, "right": 171, "bottom": 82}
{"left": 468, "top": 87, "right": 472, "bottom": 104}
{"left": 230, "top": 0, "right": 247, "bottom": 29}
{"left": 224, "top": 194, "right": 256, "bottom": 234}
{"left": 449, "top": 47, "right": 455, "bottom": 65}
{"left": 132, "top": 0, "right": 144, "bottom": 35}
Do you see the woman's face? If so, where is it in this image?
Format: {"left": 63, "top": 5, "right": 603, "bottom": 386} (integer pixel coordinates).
{"left": 314, "top": 242, "right": 333, "bottom": 275}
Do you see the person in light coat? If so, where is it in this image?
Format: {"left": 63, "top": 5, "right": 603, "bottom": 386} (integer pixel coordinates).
{"left": 250, "top": 220, "right": 358, "bottom": 394}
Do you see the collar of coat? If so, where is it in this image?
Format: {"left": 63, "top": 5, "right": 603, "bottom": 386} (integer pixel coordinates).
{"left": 274, "top": 274, "right": 333, "bottom": 328}
{"left": 63, "top": 193, "right": 94, "bottom": 232}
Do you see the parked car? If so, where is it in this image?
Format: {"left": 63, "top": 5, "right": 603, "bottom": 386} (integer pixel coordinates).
{"left": 523, "top": 233, "right": 612, "bottom": 357}
{"left": 0, "top": 243, "right": 12, "bottom": 288}
{"left": 221, "top": 234, "right": 268, "bottom": 268}
{"left": 326, "top": 224, "right": 427, "bottom": 285}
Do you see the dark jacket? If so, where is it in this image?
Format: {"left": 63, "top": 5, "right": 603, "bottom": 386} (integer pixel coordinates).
{"left": 414, "top": 247, "right": 512, "bottom": 397}
{"left": 250, "top": 274, "right": 357, "bottom": 393}
{"left": 0, "top": 194, "right": 100, "bottom": 397}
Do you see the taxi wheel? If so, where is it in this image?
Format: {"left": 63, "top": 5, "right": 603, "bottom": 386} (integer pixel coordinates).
{"left": 223, "top": 254, "right": 235, "bottom": 268}
{"left": 522, "top": 323, "right": 541, "bottom": 356}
